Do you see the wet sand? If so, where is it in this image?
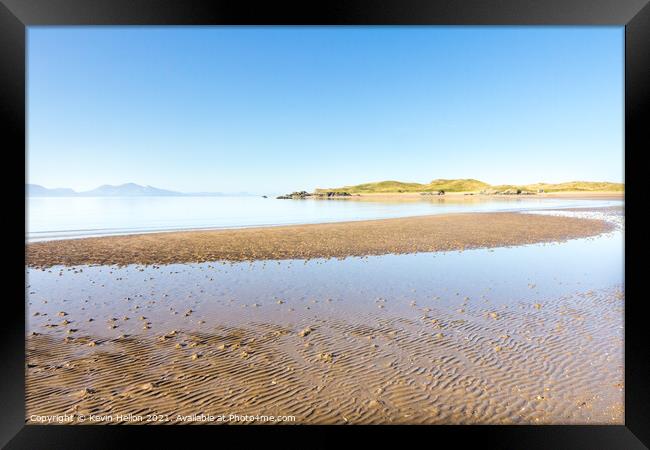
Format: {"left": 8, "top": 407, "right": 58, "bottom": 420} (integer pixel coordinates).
{"left": 26, "top": 286, "right": 623, "bottom": 424}
{"left": 26, "top": 212, "right": 613, "bottom": 268}
{"left": 25, "top": 207, "right": 624, "bottom": 425}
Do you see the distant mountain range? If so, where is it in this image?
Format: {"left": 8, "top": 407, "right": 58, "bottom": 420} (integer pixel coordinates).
{"left": 26, "top": 183, "right": 255, "bottom": 197}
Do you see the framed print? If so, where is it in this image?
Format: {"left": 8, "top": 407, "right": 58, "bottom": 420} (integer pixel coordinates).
{"left": 1, "top": 0, "right": 648, "bottom": 447}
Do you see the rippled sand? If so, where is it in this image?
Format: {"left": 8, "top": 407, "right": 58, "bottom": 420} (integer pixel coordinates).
{"left": 25, "top": 208, "right": 624, "bottom": 424}
{"left": 27, "top": 290, "right": 623, "bottom": 424}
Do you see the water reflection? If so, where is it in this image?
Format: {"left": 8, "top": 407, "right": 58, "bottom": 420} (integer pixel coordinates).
{"left": 27, "top": 195, "right": 622, "bottom": 241}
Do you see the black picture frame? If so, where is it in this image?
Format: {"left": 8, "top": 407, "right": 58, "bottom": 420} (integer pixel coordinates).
{"left": 1, "top": 0, "right": 647, "bottom": 447}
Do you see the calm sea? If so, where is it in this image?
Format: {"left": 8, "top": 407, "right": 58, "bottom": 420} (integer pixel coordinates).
{"left": 26, "top": 196, "right": 622, "bottom": 242}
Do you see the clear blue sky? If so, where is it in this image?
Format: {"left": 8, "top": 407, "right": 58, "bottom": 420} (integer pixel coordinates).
{"left": 28, "top": 26, "right": 623, "bottom": 194}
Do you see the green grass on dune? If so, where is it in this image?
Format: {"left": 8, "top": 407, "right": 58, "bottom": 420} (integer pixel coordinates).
{"left": 316, "top": 179, "right": 623, "bottom": 194}
{"left": 327, "top": 180, "right": 424, "bottom": 193}
{"left": 426, "top": 179, "right": 491, "bottom": 192}
{"left": 315, "top": 179, "right": 490, "bottom": 194}
{"left": 490, "top": 181, "right": 624, "bottom": 192}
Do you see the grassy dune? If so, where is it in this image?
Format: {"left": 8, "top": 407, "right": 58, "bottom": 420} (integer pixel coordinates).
{"left": 316, "top": 179, "right": 490, "bottom": 194}
{"left": 316, "top": 179, "right": 623, "bottom": 194}
{"left": 490, "top": 181, "right": 624, "bottom": 192}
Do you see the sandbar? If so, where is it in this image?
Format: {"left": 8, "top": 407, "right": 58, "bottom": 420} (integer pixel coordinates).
{"left": 26, "top": 211, "right": 614, "bottom": 268}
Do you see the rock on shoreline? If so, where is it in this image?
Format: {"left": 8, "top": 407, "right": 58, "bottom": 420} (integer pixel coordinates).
{"left": 276, "top": 189, "right": 539, "bottom": 199}
{"left": 277, "top": 191, "right": 353, "bottom": 199}
{"left": 479, "top": 189, "right": 537, "bottom": 195}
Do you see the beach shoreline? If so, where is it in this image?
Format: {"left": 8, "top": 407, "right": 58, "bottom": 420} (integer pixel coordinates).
{"left": 26, "top": 209, "right": 615, "bottom": 268}
{"left": 339, "top": 191, "right": 624, "bottom": 200}
{"left": 25, "top": 205, "right": 624, "bottom": 425}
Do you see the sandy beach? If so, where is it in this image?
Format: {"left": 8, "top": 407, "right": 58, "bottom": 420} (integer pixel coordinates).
{"left": 26, "top": 211, "right": 613, "bottom": 268}
{"left": 26, "top": 284, "right": 623, "bottom": 424}
{"left": 25, "top": 206, "right": 624, "bottom": 424}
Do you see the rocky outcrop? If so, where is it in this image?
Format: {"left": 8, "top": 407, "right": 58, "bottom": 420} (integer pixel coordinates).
{"left": 277, "top": 191, "right": 312, "bottom": 199}
{"left": 479, "top": 189, "right": 536, "bottom": 195}
{"left": 277, "top": 191, "right": 353, "bottom": 199}
{"left": 316, "top": 191, "right": 352, "bottom": 198}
